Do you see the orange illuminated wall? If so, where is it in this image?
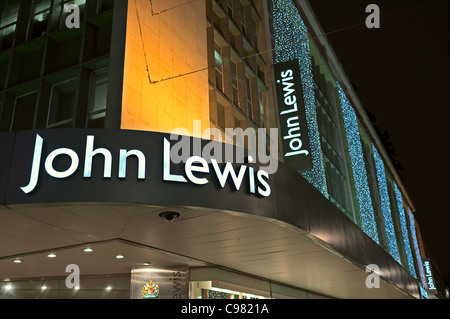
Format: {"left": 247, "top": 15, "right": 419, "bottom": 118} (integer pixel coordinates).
{"left": 121, "top": 0, "right": 210, "bottom": 137}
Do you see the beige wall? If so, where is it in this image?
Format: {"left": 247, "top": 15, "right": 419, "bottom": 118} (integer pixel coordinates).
{"left": 121, "top": 0, "right": 210, "bottom": 137}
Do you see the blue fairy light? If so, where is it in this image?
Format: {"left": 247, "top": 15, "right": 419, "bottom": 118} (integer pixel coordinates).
{"left": 337, "top": 82, "right": 379, "bottom": 244}
{"left": 271, "top": 0, "right": 329, "bottom": 199}
{"left": 394, "top": 182, "right": 417, "bottom": 278}
{"left": 372, "top": 144, "right": 401, "bottom": 262}
{"left": 408, "top": 208, "right": 428, "bottom": 287}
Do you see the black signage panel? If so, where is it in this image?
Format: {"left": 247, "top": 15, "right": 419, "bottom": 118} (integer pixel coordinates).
{"left": 5, "top": 129, "right": 277, "bottom": 219}
{"left": 274, "top": 59, "right": 313, "bottom": 171}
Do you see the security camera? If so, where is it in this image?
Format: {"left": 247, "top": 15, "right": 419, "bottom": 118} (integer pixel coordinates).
{"left": 159, "top": 211, "right": 181, "bottom": 223}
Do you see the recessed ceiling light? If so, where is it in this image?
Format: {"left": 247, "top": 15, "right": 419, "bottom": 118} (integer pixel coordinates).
{"left": 141, "top": 262, "right": 151, "bottom": 266}
{"left": 13, "top": 259, "right": 22, "bottom": 263}
{"left": 47, "top": 253, "right": 57, "bottom": 258}
{"left": 41, "top": 285, "right": 48, "bottom": 290}
{"left": 4, "top": 284, "right": 12, "bottom": 291}
{"left": 105, "top": 286, "right": 112, "bottom": 291}
{"left": 83, "top": 248, "right": 93, "bottom": 253}
{"left": 115, "top": 255, "right": 124, "bottom": 259}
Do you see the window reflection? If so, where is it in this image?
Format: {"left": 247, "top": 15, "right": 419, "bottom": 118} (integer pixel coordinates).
{"left": 30, "top": 0, "right": 51, "bottom": 39}
{"left": 47, "top": 78, "right": 78, "bottom": 128}
{"left": 0, "top": 0, "right": 20, "bottom": 50}
{"left": 88, "top": 68, "right": 108, "bottom": 128}
{"left": 12, "top": 92, "right": 37, "bottom": 131}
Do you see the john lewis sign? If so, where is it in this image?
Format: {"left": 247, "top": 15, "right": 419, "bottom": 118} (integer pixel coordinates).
{"left": 274, "top": 59, "right": 313, "bottom": 171}
{"left": 2, "top": 130, "right": 276, "bottom": 218}
{"left": 20, "top": 134, "right": 271, "bottom": 197}
{"left": 423, "top": 259, "right": 437, "bottom": 294}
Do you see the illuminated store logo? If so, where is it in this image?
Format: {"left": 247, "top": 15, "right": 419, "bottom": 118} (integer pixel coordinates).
{"left": 423, "top": 259, "right": 437, "bottom": 293}
{"left": 20, "top": 134, "right": 271, "bottom": 197}
{"left": 274, "top": 59, "right": 313, "bottom": 171}
{"left": 142, "top": 280, "right": 160, "bottom": 299}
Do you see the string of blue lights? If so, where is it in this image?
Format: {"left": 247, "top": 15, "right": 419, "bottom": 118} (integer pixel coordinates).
{"left": 337, "top": 83, "right": 379, "bottom": 244}
{"left": 394, "top": 182, "right": 417, "bottom": 278}
{"left": 272, "top": 0, "right": 425, "bottom": 285}
{"left": 271, "top": 0, "right": 329, "bottom": 199}
{"left": 408, "top": 208, "right": 428, "bottom": 288}
{"left": 372, "top": 144, "right": 401, "bottom": 262}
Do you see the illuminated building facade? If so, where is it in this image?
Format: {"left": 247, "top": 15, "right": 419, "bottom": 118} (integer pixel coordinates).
{"left": 0, "top": 0, "right": 438, "bottom": 299}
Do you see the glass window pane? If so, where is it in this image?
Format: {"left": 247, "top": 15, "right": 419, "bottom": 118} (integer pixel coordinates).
{"left": 30, "top": 0, "right": 51, "bottom": 39}
{"left": 0, "top": 60, "right": 8, "bottom": 89}
{"left": 217, "top": 100, "right": 226, "bottom": 129}
{"left": 12, "top": 92, "right": 37, "bottom": 131}
{"left": 245, "top": 75, "right": 253, "bottom": 119}
{"left": 89, "top": 69, "right": 108, "bottom": 114}
{"left": 0, "top": 0, "right": 20, "bottom": 49}
{"left": 48, "top": 78, "right": 77, "bottom": 128}
{"left": 0, "top": 25, "right": 16, "bottom": 49}
{"left": 100, "top": 0, "right": 114, "bottom": 13}
{"left": 71, "top": 0, "right": 86, "bottom": 6}
{"left": 88, "top": 68, "right": 108, "bottom": 128}
{"left": 0, "top": 0, "right": 20, "bottom": 27}
{"left": 214, "top": 51, "right": 222, "bottom": 70}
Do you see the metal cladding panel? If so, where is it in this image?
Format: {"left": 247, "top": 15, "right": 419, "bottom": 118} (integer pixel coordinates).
{"left": 305, "top": 180, "right": 420, "bottom": 299}
{"left": 296, "top": 171, "right": 350, "bottom": 249}
{"left": 273, "top": 162, "right": 310, "bottom": 232}
{"left": 343, "top": 214, "right": 419, "bottom": 298}
{"left": 0, "top": 132, "right": 15, "bottom": 206}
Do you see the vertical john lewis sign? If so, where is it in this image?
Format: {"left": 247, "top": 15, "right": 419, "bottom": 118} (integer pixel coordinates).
{"left": 275, "top": 59, "right": 313, "bottom": 171}
{"left": 423, "top": 259, "right": 437, "bottom": 294}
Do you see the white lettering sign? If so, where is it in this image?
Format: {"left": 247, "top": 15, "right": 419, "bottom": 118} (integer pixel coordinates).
{"left": 423, "top": 259, "right": 437, "bottom": 291}
{"left": 21, "top": 134, "right": 271, "bottom": 197}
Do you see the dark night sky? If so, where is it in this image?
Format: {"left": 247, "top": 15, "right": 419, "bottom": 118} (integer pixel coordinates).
{"left": 307, "top": 0, "right": 449, "bottom": 286}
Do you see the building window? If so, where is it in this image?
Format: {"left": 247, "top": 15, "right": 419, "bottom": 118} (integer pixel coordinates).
{"left": 231, "top": 59, "right": 239, "bottom": 107}
{"left": 0, "top": 94, "right": 4, "bottom": 128}
{"left": 0, "top": 0, "right": 19, "bottom": 50}
{"left": 0, "top": 58, "right": 8, "bottom": 90}
{"left": 47, "top": 78, "right": 77, "bottom": 128}
{"left": 12, "top": 92, "right": 37, "bottom": 131}
{"left": 214, "top": 40, "right": 224, "bottom": 92}
{"left": 207, "top": 0, "right": 271, "bottom": 143}
{"left": 226, "top": 1, "right": 233, "bottom": 19}
{"left": 234, "top": 108, "right": 247, "bottom": 130}
{"left": 29, "top": 0, "right": 51, "bottom": 40}
{"left": 245, "top": 74, "right": 253, "bottom": 120}
{"left": 99, "top": 0, "right": 114, "bottom": 13}
{"left": 87, "top": 68, "right": 108, "bottom": 128}
{"left": 216, "top": 99, "right": 226, "bottom": 129}
{"left": 257, "top": 80, "right": 266, "bottom": 128}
